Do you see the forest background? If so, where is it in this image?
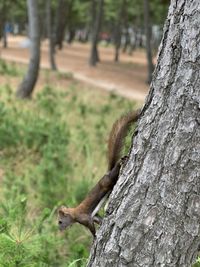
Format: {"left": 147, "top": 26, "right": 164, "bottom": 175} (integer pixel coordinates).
{"left": 1, "top": 1, "right": 195, "bottom": 267}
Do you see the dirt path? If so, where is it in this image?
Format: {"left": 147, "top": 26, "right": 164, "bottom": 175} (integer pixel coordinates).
{"left": 1, "top": 36, "right": 150, "bottom": 102}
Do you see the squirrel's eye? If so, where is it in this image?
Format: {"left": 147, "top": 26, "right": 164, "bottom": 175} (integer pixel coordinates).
{"left": 58, "top": 220, "right": 62, "bottom": 225}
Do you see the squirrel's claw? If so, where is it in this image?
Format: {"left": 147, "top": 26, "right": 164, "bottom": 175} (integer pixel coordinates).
{"left": 120, "top": 155, "right": 128, "bottom": 165}
{"left": 93, "top": 214, "right": 103, "bottom": 225}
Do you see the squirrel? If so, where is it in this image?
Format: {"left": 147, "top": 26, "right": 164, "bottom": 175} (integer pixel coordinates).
{"left": 58, "top": 110, "right": 140, "bottom": 237}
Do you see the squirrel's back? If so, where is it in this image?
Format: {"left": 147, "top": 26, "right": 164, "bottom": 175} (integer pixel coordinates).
{"left": 108, "top": 110, "right": 140, "bottom": 170}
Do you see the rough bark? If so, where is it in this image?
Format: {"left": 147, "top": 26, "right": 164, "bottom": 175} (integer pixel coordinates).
{"left": 143, "top": 0, "right": 154, "bottom": 84}
{"left": 46, "top": 0, "right": 57, "bottom": 71}
{"left": 89, "top": 0, "right": 104, "bottom": 66}
{"left": 16, "top": 0, "right": 40, "bottom": 98}
{"left": 87, "top": 1, "right": 200, "bottom": 266}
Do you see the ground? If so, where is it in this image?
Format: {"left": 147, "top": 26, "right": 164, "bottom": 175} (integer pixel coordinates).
{"left": 0, "top": 35, "right": 151, "bottom": 102}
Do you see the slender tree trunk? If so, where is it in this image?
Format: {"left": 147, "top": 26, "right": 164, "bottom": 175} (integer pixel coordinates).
{"left": 41, "top": 6, "right": 47, "bottom": 40}
{"left": 114, "top": 0, "right": 126, "bottom": 62}
{"left": 122, "top": 28, "right": 130, "bottom": 53}
{"left": 0, "top": 23, "right": 2, "bottom": 42}
{"left": 143, "top": 0, "right": 154, "bottom": 84}
{"left": 3, "top": 28, "right": 7, "bottom": 48}
{"left": 46, "top": 0, "right": 57, "bottom": 70}
{"left": 0, "top": 10, "right": 2, "bottom": 41}
{"left": 89, "top": 0, "right": 104, "bottom": 67}
{"left": 16, "top": 0, "right": 40, "bottom": 98}
{"left": 87, "top": 0, "right": 200, "bottom": 266}
{"left": 1, "top": 0, "right": 7, "bottom": 48}
{"left": 55, "top": 0, "right": 69, "bottom": 50}
{"left": 114, "top": 26, "right": 121, "bottom": 62}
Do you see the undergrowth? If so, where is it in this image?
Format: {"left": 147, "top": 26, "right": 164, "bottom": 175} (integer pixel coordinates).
{"left": 0, "top": 64, "right": 136, "bottom": 266}
{"left": 0, "top": 60, "right": 22, "bottom": 77}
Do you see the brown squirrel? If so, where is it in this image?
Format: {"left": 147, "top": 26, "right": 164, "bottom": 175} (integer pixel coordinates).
{"left": 58, "top": 110, "right": 140, "bottom": 237}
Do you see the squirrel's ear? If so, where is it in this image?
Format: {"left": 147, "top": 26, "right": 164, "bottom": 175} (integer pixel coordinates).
{"left": 58, "top": 205, "right": 68, "bottom": 216}
{"left": 58, "top": 209, "right": 65, "bottom": 216}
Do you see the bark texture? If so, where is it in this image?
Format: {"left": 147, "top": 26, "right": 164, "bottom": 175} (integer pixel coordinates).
{"left": 87, "top": 1, "right": 200, "bottom": 266}
{"left": 16, "top": 0, "right": 40, "bottom": 98}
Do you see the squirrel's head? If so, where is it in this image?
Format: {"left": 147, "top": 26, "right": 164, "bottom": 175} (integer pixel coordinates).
{"left": 58, "top": 206, "right": 75, "bottom": 231}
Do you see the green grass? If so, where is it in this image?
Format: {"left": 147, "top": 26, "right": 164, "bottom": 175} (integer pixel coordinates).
{"left": 0, "top": 59, "right": 22, "bottom": 76}
{"left": 0, "top": 62, "right": 137, "bottom": 266}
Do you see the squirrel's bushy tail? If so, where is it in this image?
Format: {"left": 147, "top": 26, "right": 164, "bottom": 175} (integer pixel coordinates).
{"left": 108, "top": 109, "right": 140, "bottom": 170}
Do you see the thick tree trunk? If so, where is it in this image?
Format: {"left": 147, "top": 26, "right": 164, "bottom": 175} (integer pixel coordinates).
{"left": 143, "top": 0, "right": 154, "bottom": 84}
{"left": 46, "top": 0, "right": 57, "bottom": 71}
{"left": 89, "top": 0, "right": 104, "bottom": 67}
{"left": 87, "top": 1, "right": 200, "bottom": 266}
{"left": 16, "top": 0, "right": 40, "bottom": 98}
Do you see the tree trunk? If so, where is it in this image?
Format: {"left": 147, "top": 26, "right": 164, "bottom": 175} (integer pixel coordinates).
{"left": 55, "top": 0, "right": 69, "bottom": 50}
{"left": 122, "top": 28, "right": 130, "bottom": 53}
{"left": 114, "top": 0, "right": 126, "bottom": 62}
{"left": 114, "top": 26, "right": 121, "bottom": 62}
{"left": 89, "top": 0, "right": 104, "bottom": 67}
{"left": 3, "top": 28, "right": 7, "bottom": 48}
{"left": 1, "top": 0, "right": 7, "bottom": 48}
{"left": 16, "top": 0, "right": 40, "bottom": 98}
{"left": 46, "top": 0, "right": 57, "bottom": 70}
{"left": 143, "top": 0, "right": 154, "bottom": 84}
{"left": 87, "top": 0, "right": 200, "bottom": 266}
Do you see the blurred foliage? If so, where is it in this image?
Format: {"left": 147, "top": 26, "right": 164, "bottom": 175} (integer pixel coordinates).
{"left": 0, "top": 60, "right": 21, "bottom": 76}
{"left": 104, "top": 0, "right": 169, "bottom": 29}
{"left": 0, "top": 63, "right": 136, "bottom": 266}
{"left": 0, "top": 0, "right": 169, "bottom": 35}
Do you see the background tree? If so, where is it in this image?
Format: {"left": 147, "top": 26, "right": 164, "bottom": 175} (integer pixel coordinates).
{"left": 113, "top": 0, "right": 126, "bottom": 62}
{"left": 89, "top": 0, "right": 104, "bottom": 66}
{"left": 67, "top": 0, "right": 90, "bottom": 43}
{"left": 55, "top": 0, "right": 69, "bottom": 49}
{"left": 87, "top": 0, "right": 200, "bottom": 265}
{"left": 103, "top": 0, "right": 168, "bottom": 62}
{"left": 143, "top": 0, "right": 154, "bottom": 83}
{"left": 0, "top": 0, "right": 8, "bottom": 48}
{"left": 16, "top": 0, "right": 40, "bottom": 98}
{"left": 46, "top": 0, "right": 57, "bottom": 70}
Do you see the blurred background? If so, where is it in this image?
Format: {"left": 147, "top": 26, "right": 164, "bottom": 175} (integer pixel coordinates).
{"left": 0, "top": 0, "right": 170, "bottom": 266}
{"left": 0, "top": 0, "right": 170, "bottom": 100}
